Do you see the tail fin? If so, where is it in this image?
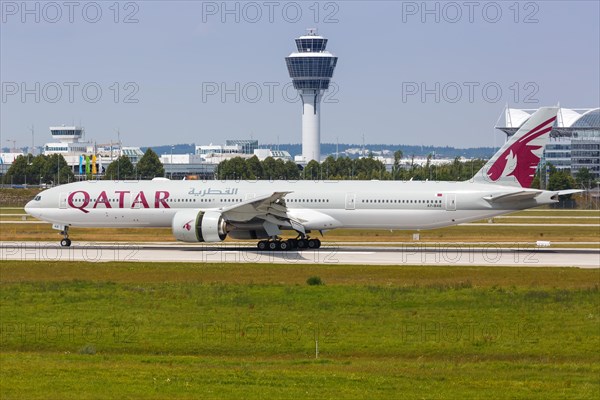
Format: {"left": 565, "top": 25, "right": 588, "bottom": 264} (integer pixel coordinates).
{"left": 473, "top": 106, "right": 558, "bottom": 187}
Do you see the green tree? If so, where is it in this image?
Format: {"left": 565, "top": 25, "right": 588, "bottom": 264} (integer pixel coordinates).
{"left": 3, "top": 154, "right": 29, "bottom": 184}
{"left": 530, "top": 171, "right": 541, "bottom": 189}
{"left": 41, "top": 154, "right": 73, "bottom": 184}
{"left": 303, "top": 160, "right": 320, "bottom": 180}
{"left": 229, "top": 157, "right": 252, "bottom": 179}
{"left": 246, "top": 156, "right": 263, "bottom": 179}
{"left": 262, "top": 157, "right": 286, "bottom": 180}
{"left": 283, "top": 160, "right": 301, "bottom": 180}
{"left": 321, "top": 156, "right": 337, "bottom": 179}
{"left": 104, "top": 155, "right": 135, "bottom": 180}
{"left": 548, "top": 167, "right": 577, "bottom": 200}
{"left": 449, "top": 157, "right": 462, "bottom": 180}
{"left": 216, "top": 159, "right": 229, "bottom": 180}
{"left": 27, "top": 155, "right": 49, "bottom": 184}
{"left": 136, "top": 148, "right": 164, "bottom": 179}
{"left": 575, "top": 167, "right": 596, "bottom": 189}
{"left": 58, "top": 165, "right": 75, "bottom": 184}
{"left": 393, "top": 150, "right": 403, "bottom": 179}
{"left": 335, "top": 156, "right": 353, "bottom": 179}
{"left": 216, "top": 157, "right": 252, "bottom": 180}
{"left": 3, "top": 154, "right": 75, "bottom": 185}
{"left": 353, "top": 157, "right": 388, "bottom": 180}
{"left": 460, "top": 159, "right": 486, "bottom": 181}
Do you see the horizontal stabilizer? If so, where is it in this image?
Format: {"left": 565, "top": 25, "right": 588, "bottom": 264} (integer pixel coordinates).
{"left": 556, "top": 189, "right": 584, "bottom": 196}
{"left": 483, "top": 190, "right": 543, "bottom": 203}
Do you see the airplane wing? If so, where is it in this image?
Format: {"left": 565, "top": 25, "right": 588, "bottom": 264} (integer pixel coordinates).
{"left": 218, "top": 192, "right": 306, "bottom": 235}
{"left": 483, "top": 190, "right": 543, "bottom": 203}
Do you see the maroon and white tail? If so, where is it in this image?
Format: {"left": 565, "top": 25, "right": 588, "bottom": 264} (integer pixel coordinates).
{"left": 473, "top": 107, "right": 559, "bottom": 188}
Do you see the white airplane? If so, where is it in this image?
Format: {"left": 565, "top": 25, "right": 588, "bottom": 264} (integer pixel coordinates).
{"left": 25, "top": 107, "right": 577, "bottom": 250}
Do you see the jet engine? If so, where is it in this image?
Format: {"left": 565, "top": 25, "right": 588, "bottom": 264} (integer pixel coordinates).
{"left": 172, "top": 210, "right": 228, "bottom": 242}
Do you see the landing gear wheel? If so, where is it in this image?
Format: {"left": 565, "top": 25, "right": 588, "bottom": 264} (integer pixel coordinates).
{"left": 279, "top": 241, "right": 289, "bottom": 251}
{"left": 59, "top": 226, "right": 71, "bottom": 247}
{"left": 297, "top": 239, "right": 308, "bottom": 249}
{"left": 257, "top": 241, "right": 267, "bottom": 251}
{"left": 307, "top": 239, "right": 318, "bottom": 249}
{"left": 268, "top": 241, "right": 279, "bottom": 251}
{"left": 287, "top": 239, "right": 298, "bottom": 249}
{"left": 314, "top": 238, "right": 321, "bottom": 249}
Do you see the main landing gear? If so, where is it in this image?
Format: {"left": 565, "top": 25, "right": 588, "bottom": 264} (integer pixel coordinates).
{"left": 256, "top": 237, "right": 321, "bottom": 251}
{"left": 59, "top": 226, "right": 72, "bottom": 247}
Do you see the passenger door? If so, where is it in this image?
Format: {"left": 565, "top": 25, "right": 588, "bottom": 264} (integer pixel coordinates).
{"left": 59, "top": 193, "right": 67, "bottom": 209}
{"left": 345, "top": 193, "right": 356, "bottom": 210}
{"left": 446, "top": 193, "right": 457, "bottom": 211}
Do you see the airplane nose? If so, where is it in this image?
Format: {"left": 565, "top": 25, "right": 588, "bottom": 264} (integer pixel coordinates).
{"left": 24, "top": 200, "right": 36, "bottom": 216}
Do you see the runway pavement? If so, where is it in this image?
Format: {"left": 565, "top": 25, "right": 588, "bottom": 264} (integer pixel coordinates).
{"left": 1, "top": 241, "right": 598, "bottom": 268}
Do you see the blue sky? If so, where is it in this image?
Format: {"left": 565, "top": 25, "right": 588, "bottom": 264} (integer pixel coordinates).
{"left": 1, "top": 1, "right": 599, "bottom": 149}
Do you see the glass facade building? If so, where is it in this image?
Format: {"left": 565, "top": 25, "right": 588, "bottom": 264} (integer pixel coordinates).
{"left": 571, "top": 140, "right": 600, "bottom": 177}
{"left": 544, "top": 138, "right": 571, "bottom": 171}
{"left": 496, "top": 108, "right": 600, "bottom": 178}
{"left": 225, "top": 140, "right": 259, "bottom": 154}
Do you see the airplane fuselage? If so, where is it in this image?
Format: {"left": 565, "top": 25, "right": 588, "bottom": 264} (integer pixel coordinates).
{"left": 25, "top": 179, "right": 556, "bottom": 232}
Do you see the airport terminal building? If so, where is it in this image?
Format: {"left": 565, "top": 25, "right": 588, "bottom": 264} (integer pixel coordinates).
{"left": 496, "top": 107, "right": 600, "bottom": 178}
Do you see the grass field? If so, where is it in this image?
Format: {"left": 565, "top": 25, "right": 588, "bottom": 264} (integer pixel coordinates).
{"left": 0, "top": 188, "right": 42, "bottom": 207}
{"left": 1, "top": 261, "right": 599, "bottom": 399}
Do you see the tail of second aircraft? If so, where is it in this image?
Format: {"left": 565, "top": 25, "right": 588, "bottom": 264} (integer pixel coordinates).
{"left": 473, "top": 106, "right": 559, "bottom": 188}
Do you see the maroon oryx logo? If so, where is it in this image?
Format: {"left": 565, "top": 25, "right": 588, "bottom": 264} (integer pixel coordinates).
{"left": 183, "top": 220, "right": 193, "bottom": 231}
{"left": 487, "top": 115, "right": 556, "bottom": 188}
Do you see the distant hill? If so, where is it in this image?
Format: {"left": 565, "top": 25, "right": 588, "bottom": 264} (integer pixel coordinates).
{"left": 264, "top": 143, "right": 497, "bottom": 159}
{"left": 141, "top": 143, "right": 496, "bottom": 159}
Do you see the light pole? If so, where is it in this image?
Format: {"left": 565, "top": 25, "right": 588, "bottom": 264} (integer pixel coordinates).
{"left": 170, "top": 145, "right": 174, "bottom": 179}
{"left": 30, "top": 125, "right": 35, "bottom": 156}
{"left": 114, "top": 129, "right": 122, "bottom": 180}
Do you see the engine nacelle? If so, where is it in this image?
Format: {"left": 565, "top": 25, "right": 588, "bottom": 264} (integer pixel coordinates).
{"left": 172, "top": 210, "right": 227, "bottom": 242}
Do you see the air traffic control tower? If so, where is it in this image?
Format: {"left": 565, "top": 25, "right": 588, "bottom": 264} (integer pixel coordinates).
{"left": 286, "top": 29, "right": 338, "bottom": 163}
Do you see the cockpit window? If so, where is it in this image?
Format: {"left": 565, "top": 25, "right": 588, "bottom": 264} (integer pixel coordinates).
{"left": 34, "top": 196, "right": 41, "bottom": 201}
